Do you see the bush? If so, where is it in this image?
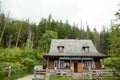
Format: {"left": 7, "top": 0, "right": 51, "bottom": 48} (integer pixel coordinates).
{"left": 104, "top": 57, "right": 120, "bottom": 70}
{"left": 0, "top": 70, "right": 8, "bottom": 80}
{"left": 21, "top": 58, "right": 35, "bottom": 72}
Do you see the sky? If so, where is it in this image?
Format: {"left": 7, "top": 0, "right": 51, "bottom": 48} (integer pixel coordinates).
{"left": 1, "top": 0, "right": 120, "bottom": 31}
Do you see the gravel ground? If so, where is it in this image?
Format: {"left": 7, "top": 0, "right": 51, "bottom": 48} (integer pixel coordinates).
{"left": 17, "top": 74, "right": 44, "bottom": 80}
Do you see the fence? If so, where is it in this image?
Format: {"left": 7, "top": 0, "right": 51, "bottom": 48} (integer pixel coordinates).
{"left": 89, "top": 68, "right": 120, "bottom": 80}
{"left": 33, "top": 67, "right": 120, "bottom": 80}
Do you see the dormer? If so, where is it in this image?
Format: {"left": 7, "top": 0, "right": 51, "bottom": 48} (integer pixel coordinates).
{"left": 82, "top": 43, "right": 89, "bottom": 53}
{"left": 57, "top": 46, "right": 64, "bottom": 53}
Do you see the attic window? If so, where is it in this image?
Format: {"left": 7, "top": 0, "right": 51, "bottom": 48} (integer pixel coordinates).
{"left": 57, "top": 46, "right": 64, "bottom": 53}
{"left": 82, "top": 46, "right": 89, "bottom": 53}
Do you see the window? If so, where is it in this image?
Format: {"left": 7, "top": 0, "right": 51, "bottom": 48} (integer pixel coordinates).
{"left": 84, "top": 61, "right": 96, "bottom": 68}
{"left": 82, "top": 46, "right": 89, "bottom": 53}
{"left": 57, "top": 46, "right": 64, "bottom": 53}
{"left": 54, "top": 61, "right": 64, "bottom": 68}
{"left": 64, "top": 63, "right": 70, "bottom": 68}
{"left": 54, "top": 61, "right": 59, "bottom": 68}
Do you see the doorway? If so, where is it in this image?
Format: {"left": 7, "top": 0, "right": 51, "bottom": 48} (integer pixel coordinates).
{"left": 74, "top": 62, "right": 78, "bottom": 72}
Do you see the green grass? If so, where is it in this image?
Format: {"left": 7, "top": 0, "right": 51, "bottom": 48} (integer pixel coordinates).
{"left": 93, "top": 77, "right": 120, "bottom": 80}
{"left": 49, "top": 76, "right": 120, "bottom": 80}
{"left": 49, "top": 76, "right": 73, "bottom": 80}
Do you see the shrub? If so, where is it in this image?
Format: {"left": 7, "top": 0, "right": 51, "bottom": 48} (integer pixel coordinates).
{"left": 21, "top": 58, "right": 35, "bottom": 72}
{"left": 104, "top": 57, "right": 120, "bottom": 70}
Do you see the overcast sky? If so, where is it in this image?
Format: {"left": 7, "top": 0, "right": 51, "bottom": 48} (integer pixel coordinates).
{"left": 2, "top": 0, "right": 120, "bottom": 31}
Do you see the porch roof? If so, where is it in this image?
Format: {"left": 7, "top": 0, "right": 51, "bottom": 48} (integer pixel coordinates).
{"left": 44, "top": 53, "right": 108, "bottom": 58}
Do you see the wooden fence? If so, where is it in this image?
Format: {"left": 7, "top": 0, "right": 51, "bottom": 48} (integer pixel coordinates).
{"left": 89, "top": 68, "right": 120, "bottom": 80}
{"left": 33, "top": 67, "right": 120, "bottom": 80}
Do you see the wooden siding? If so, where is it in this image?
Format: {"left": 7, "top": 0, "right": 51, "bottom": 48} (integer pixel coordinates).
{"left": 95, "top": 60, "right": 101, "bottom": 69}
{"left": 71, "top": 61, "right": 74, "bottom": 72}
{"left": 48, "top": 61, "right": 54, "bottom": 69}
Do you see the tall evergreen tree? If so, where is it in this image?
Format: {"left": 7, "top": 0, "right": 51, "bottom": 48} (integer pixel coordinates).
{"left": 109, "top": 7, "right": 120, "bottom": 54}
{"left": 93, "top": 28, "right": 101, "bottom": 52}
{"left": 100, "top": 26, "right": 110, "bottom": 54}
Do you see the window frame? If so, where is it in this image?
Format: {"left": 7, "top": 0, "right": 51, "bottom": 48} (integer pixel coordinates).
{"left": 84, "top": 61, "right": 96, "bottom": 68}
{"left": 54, "top": 61, "right": 65, "bottom": 68}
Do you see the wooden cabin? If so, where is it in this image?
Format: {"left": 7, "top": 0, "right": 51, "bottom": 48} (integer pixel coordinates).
{"left": 43, "top": 39, "right": 108, "bottom": 73}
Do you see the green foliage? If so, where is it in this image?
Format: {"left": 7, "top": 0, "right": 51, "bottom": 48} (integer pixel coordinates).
{"left": 49, "top": 76, "right": 73, "bottom": 80}
{"left": 115, "top": 9, "right": 120, "bottom": 20}
{"left": 35, "top": 52, "right": 46, "bottom": 65}
{"left": 38, "top": 30, "right": 58, "bottom": 52}
{"left": 109, "top": 24, "right": 120, "bottom": 54}
{"left": 6, "top": 48, "right": 22, "bottom": 62}
{"left": 21, "top": 58, "right": 35, "bottom": 72}
{"left": 0, "top": 48, "right": 5, "bottom": 61}
{"left": 104, "top": 5, "right": 120, "bottom": 71}
{"left": 25, "top": 39, "right": 33, "bottom": 52}
{"left": 104, "top": 57, "right": 120, "bottom": 70}
{"left": 109, "top": 6, "right": 120, "bottom": 54}
{"left": 0, "top": 14, "right": 102, "bottom": 49}
{"left": 0, "top": 62, "right": 9, "bottom": 80}
{"left": 104, "top": 54, "right": 120, "bottom": 70}
{"left": 0, "top": 47, "right": 46, "bottom": 79}
{"left": 100, "top": 26, "right": 110, "bottom": 54}
{"left": 0, "top": 62, "right": 25, "bottom": 80}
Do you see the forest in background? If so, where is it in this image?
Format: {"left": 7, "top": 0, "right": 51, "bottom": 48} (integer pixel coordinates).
{"left": 0, "top": 2, "right": 120, "bottom": 80}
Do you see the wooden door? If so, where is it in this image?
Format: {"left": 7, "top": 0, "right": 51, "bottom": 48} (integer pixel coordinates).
{"left": 78, "top": 62, "right": 82, "bottom": 72}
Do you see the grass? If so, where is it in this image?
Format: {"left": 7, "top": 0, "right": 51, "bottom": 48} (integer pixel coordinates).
{"left": 92, "top": 77, "right": 120, "bottom": 80}
{"left": 49, "top": 76, "right": 73, "bottom": 80}
{"left": 49, "top": 76, "right": 120, "bottom": 80}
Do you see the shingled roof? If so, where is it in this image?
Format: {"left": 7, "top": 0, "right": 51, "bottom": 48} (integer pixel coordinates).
{"left": 44, "top": 39, "right": 107, "bottom": 58}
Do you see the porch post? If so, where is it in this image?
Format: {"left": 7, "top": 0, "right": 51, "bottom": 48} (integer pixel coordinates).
{"left": 92, "top": 58, "right": 95, "bottom": 68}
{"left": 70, "top": 57, "right": 73, "bottom": 70}
{"left": 81, "top": 58, "right": 83, "bottom": 71}
{"left": 47, "top": 57, "right": 49, "bottom": 68}
{"left": 102, "top": 59, "right": 105, "bottom": 68}
{"left": 58, "top": 57, "right": 60, "bottom": 69}
{"left": 103, "top": 59, "right": 104, "bottom": 65}
{"left": 70, "top": 58, "right": 71, "bottom": 68}
{"left": 70, "top": 57, "right": 73, "bottom": 75}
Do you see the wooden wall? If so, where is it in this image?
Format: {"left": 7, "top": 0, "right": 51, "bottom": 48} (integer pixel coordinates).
{"left": 95, "top": 60, "right": 101, "bottom": 69}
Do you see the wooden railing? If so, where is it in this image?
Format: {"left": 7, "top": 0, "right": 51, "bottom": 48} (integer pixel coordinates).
{"left": 88, "top": 68, "right": 120, "bottom": 80}
{"left": 33, "top": 67, "right": 120, "bottom": 80}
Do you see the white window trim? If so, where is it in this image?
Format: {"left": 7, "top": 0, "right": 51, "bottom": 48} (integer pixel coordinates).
{"left": 84, "top": 61, "right": 96, "bottom": 68}
{"left": 54, "top": 61, "right": 65, "bottom": 68}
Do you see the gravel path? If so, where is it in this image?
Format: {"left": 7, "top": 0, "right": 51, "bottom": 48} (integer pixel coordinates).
{"left": 17, "top": 74, "right": 44, "bottom": 80}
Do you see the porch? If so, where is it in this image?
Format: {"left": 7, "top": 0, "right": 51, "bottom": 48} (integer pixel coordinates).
{"left": 47, "top": 57, "right": 103, "bottom": 73}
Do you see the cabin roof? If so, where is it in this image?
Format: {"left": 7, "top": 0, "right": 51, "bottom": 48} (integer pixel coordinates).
{"left": 44, "top": 39, "right": 107, "bottom": 58}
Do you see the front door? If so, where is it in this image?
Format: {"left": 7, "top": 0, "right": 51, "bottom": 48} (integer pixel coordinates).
{"left": 78, "top": 62, "right": 82, "bottom": 72}
{"left": 74, "top": 62, "right": 78, "bottom": 72}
